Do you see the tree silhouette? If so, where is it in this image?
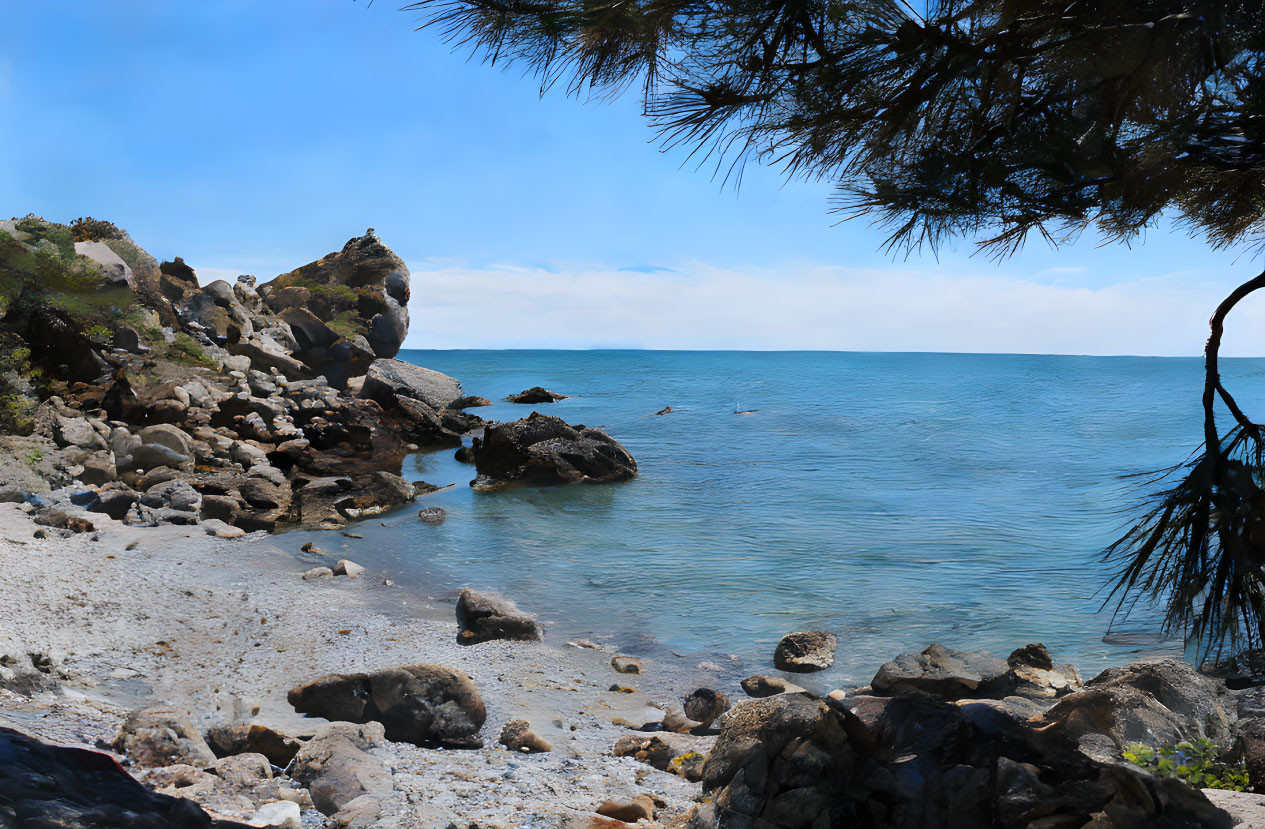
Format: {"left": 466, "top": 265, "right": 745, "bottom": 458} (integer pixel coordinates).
{"left": 407, "top": 0, "right": 1265, "bottom": 655}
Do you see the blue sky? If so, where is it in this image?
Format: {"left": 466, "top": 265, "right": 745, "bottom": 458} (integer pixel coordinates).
{"left": 3, "top": 1, "right": 1264, "bottom": 354}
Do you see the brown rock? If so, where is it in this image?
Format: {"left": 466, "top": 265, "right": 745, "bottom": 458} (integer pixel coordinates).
{"left": 456, "top": 588, "right": 541, "bottom": 645}
{"left": 499, "top": 719, "right": 552, "bottom": 753}
{"left": 773, "top": 630, "right": 837, "bottom": 673}
{"left": 288, "top": 664, "right": 486, "bottom": 748}
{"left": 114, "top": 707, "right": 217, "bottom": 768}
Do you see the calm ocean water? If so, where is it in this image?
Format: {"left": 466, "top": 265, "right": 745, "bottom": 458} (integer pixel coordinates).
{"left": 340, "top": 350, "right": 1265, "bottom": 687}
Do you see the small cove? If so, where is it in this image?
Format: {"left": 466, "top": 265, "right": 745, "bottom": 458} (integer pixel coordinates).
{"left": 338, "top": 350, "right": 1265, "bottom": 687}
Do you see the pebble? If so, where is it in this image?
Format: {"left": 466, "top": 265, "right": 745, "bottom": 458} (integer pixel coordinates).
{"left": 301, "top": 567, "right": 333, "bottom": 581}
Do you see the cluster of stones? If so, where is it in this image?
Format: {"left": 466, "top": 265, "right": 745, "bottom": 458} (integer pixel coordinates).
{"left": 2, "top": 228, "right": 640, "bottom": 536}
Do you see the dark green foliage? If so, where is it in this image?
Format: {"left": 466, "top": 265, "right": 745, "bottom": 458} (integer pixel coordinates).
{"left": 408, "top": 0, "right": 1265, "bottom": 256}
{"left": 0, "top": 331, "right": 38, "bottom": 434}
{"left": 1123, "top": 739, "right": 1249, "bottom": 791}
{"left": 1105, "top": 273, "right": 1265, "bottom": 658}
{"left": 69, "top": 217, "right": 124, "bottom": 242}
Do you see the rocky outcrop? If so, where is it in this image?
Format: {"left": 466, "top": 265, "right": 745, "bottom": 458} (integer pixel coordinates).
{"left": 287, "top": 664, "right": 486, "bottom": 748}
{"left": 1, "top": 217, "right": 481, "bottom": 535}
{"left": 471, "top": 412, "right": 637, "bottom": 490}
{"left": 689, "top": 684, "right": 1234, "bottom": 829}
{"left": 0, "top": 726, "right": 241, "bottom": 828}
{"left": 455, "top": 588, "right": 542, "bottom": 645}
{"left": 1043, "top": 658, "right": 1235, "bottom": 748}
{"left": 262, "top": 229, "right": 410, "bottom": 359}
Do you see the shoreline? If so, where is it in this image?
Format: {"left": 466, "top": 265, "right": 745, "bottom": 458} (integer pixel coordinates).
{"left": 0, "top": 502, "right": 708, "bottom": 825}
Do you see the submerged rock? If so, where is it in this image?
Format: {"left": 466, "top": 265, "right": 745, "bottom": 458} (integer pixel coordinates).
{"left": 506, "top": 386, "right": 568, "bottom": 404}
{"left": 471, "top": 412, "right": 637, "bottom": 489}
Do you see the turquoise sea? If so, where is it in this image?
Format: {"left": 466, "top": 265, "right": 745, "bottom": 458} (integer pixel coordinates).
{"left": 341, "top": 350, "right": 1265, "bottom": 687}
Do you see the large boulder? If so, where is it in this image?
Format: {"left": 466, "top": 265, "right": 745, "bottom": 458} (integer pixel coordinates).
{"left": 471, "top": 412, "right": 637, "bottom": 489}
{"left": 288, "top": 664, "right": 486, "bottom": 748}
{"left": 870, "top": 642, "right": 1081, "bottom": 701}
{"left": 359, "top": 358, "right": 462, "bottom": 411}
{"left": 0, "top": 727, "right": 234, "bottom": 828}
{"left": 1042, "top": 658, "right": 1236, "bottom": 748}
{"left": 455, "top": 588, "right": 541, "bottom": 645}
{"left": 692, "top": 694, "right": 860, "bottom": 829}
{"left": 74, "top": 240, "right": 136, "bottom": 289}
{"left": 262, "top": 229, "right": 410, "bottom": 358}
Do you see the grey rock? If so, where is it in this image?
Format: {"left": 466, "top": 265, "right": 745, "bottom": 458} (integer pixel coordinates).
{"left": 289, "top": 721, "right": 392, "bottom": 816}
{"left": 138, "top": 424, "right": 194, "bottom": 458}
{"left": 360, "top": 358, "right": 462, "bottom": 411}
{"left": 74, "top": 240, "right": 136, "bottom": 289}
{"left": 871, "top": 643, "right": 1012, "bottom": 699}
{"left": 456, "top": 588, "right": 541, "bottom": 645}
{"left": 773, "top": 630, "right": 837, "bottom": 673}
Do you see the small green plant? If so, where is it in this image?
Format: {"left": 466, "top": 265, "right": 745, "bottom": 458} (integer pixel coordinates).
{"left": 1123, "top": 739, "right": 1249, "bottom": 791}
{"left": 84, "top": 323, "right": 113, "bottom": 341}
{"left": 168, "top": 332, "right": 214, "bottom": 367}
{"left": 24, "top": 447, "right": 43, "bottom": 466}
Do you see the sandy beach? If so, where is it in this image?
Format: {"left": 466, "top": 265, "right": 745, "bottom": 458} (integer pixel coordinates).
{"left": 0, "top": 502, "right": 710, "bottom": 827}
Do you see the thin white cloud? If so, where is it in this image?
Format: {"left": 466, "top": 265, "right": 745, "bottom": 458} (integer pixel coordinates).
{"left": 402, "top": 260, "right": 1265, "bottom": 356}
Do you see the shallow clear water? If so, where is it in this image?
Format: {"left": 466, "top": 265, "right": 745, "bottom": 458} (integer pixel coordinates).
{"left": 340, "top": 350, "right": 1265, "bottom": 687}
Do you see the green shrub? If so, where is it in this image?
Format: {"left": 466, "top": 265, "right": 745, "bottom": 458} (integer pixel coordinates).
{"left": 1123, "top": 739, "right": 1249, "bottom": 791}
{"left": 169, "top": 332, "right": 214, "bottom": 367}
{"left": 70, "top": 217, "right": 124, "bottom": 242}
